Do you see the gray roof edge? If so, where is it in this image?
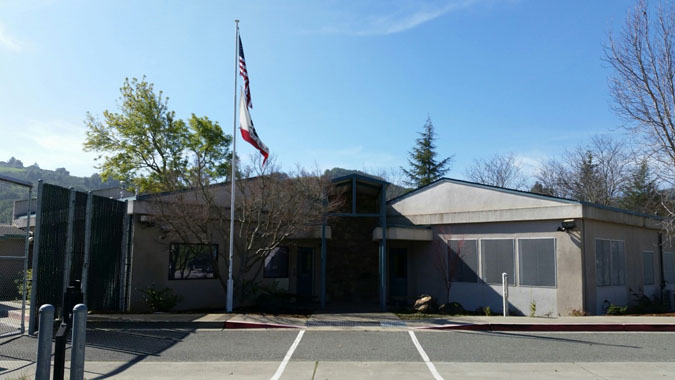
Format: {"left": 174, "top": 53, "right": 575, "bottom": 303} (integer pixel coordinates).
{"left": 387, "top": 178, "right": 580, "bottom": 206}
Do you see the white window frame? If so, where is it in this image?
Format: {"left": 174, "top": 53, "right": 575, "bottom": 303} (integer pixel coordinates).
{"left": 516, "top": 237, "right": 557, "bottom": 288}
{"left": 479, "top": 238, "right": 516, "bottom": 286}
{"left": 594, "top": 238, "right": 626, "bottom": 287}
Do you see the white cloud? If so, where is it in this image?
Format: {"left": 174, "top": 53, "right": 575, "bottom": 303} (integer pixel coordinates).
{"left": 1, "top": 119, "right": 99, "bottom": 177}
{"left": 0, "top": 23, "right": 20, "bottom": 51}
{"left": 310, "top": 0, "right": 504, "bottom": 36}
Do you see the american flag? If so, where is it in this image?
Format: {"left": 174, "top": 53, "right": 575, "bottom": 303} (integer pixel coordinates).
{"left": 238, "top": 36, "right": 252, "bottom": 109}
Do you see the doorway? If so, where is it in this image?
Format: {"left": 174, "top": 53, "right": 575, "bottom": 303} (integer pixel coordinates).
{"left": 388, "top": 248, "right": 408, "bottom": 302}
{"left": 297, "top": 247, "right": 314, "bottom": 300}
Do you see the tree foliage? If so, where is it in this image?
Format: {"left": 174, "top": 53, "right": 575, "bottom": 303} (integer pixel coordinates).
{"left": 620, "top": 159, "right": 664, "bottom": 215}
{"left": 402, "top": 117, "right": 453, "bottom": 188}
{"left": 83, "top": 77, "right": 232, "bottom": 194}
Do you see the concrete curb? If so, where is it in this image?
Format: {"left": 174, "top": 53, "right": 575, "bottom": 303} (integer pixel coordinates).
{"left": 87, "top": 320, "right": 302, "bottom": 330}
{"left": 416, "top": 323, "right": 675, "bottom": 332}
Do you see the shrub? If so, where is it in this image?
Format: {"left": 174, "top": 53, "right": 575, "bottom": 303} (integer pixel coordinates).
{"left": 141, "top": 284, "right": 181, "bottom": 312}
{"left": 529, "top": 300, "right": 537, "bottom": 317}
{"left": 605, "top": 303, "right": 628, "bottom": 315}
{"left": 15, "top": 269, "right": 31, "bottom": 301}
{"left": 570, "top": 309, "right": 590, "bottom": 316}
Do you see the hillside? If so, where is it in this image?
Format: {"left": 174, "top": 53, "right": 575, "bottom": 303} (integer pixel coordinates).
{"left": 0, "top": 157, "right": 120, "bottom": 223}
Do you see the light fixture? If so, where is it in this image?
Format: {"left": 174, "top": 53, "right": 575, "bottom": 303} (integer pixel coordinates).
{"left": 557, "top": 219, "right": 576, "bottom": 232}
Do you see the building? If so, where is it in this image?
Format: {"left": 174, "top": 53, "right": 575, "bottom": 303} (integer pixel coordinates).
{"left": 125, "top": 174, "right": 675, "bottom": 315}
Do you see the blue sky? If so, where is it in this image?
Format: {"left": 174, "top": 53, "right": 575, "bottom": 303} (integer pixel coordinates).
{"left": 0, "top": 0, "right": 636, "bottom": 184}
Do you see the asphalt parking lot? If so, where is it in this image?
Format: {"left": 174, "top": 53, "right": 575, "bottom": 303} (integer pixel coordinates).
{"left": 2, "top": 328, "right": 675, "bottom": 379}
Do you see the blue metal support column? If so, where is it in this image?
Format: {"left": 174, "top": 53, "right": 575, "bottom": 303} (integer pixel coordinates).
{"left": 320, "top": 218, "right": 327, "bottom": 309}
{"left": 378, "top": 183, "right": 387, "bottom": 311}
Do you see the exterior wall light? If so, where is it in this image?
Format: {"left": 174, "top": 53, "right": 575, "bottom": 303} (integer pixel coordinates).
{"left": 557, "top": 219, "right": 576, "bottom": 232}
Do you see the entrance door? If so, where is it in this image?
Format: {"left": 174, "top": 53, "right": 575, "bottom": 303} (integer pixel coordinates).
{"left": 388, "top": 248, "right": 408, "bottom": 301}
{"left": 296, "top": 247, "right": 313, "bottom": 299}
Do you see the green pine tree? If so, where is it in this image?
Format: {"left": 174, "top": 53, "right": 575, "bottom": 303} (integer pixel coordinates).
{"left": 401, "top": 117, "right": 453, "bottom": 188}
{"left": 620, "top": 160, "right": 662, "bottom": 215}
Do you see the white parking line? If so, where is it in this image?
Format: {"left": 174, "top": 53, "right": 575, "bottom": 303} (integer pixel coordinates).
{"left": 270, "top": 329, "right": 305, "bottom": 380}
{"left": 408, "top": 330, "right": 444, "bottom": 380}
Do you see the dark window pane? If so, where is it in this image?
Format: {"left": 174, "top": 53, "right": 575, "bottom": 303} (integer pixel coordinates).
{"left": 595, "top": 240, "right": 610, "bottom": 286}
{"left": 264, "top": 246, "right": 289, "bottom": 278}
{"left": 664, "top": 253, "right": 675, "bottom": 283}
{"left": 643, "top": 252, "right": 655, "bottom": 285}
{"left": 449, "top": 240, "right": 478, "bottom": 283}
{"left": 481, "top": 239, "right": 515, "bottom": 285}
{"left": 610, "top": 241, "right": 625, "bottom": 285}
{"left": 518, "top": 239, "right": 556, "bottom": 287}
{"left": 168, "top": 243, "right": 217, "bottom": 280}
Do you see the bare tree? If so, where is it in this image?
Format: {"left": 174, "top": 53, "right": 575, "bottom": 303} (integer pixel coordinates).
{"left": 465, "top": 152, "right": 528, "bottom": 190}
{"left": 606, "top": 0, "right": 675, "bottom": 187}
{"left": 535, "top": 135, "right": 631, "bottom": 205}
{"left": 147, "top": 155, "right": 343, "bottom": 305}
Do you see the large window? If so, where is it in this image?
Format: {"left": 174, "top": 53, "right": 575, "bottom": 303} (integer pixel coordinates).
{"left": 518, "top": 238, "right": 556, "bottom": 287}
{"left": 169, "top": 243, "right": 217, "bottom": 280}
{"left": 595, "top": 239, "right": 625, "bottom": 286}
{"left": 264, "top": 246, "right": 289, "bottom": 278}
{"left": 665, "top": 252, "right": 675, "bottom": 284}
{"left": 643, "top": 252, "right": 655, "bottom": 285}
{"left": 449, "top": 240, "right": 478, "bottom": 283}
{"left": 481, "top": 239, "right": 515, "bottom": 285}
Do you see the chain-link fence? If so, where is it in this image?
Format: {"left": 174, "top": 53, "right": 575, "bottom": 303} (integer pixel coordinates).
{"left": 0, "top": 175, "right": 32, "bottom": 338}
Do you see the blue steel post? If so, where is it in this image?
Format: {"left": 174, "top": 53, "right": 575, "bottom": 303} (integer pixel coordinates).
{"left": 379, "top": 183, "right": 387, "bottom": 311}
{"left": 320, "top": 218, "right": 327, "bottom": 309}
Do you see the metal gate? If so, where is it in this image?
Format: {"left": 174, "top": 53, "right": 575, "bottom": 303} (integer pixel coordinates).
{"left": 0, "top": 174, "right": 32, "bottom": 337}
{"left": 27, "top": 181, "right": 129, "bottom": 334}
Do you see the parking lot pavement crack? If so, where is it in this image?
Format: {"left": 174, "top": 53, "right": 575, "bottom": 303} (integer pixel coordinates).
{"left": 311, "top": 360, "right": 318, "bottom": 380}
{"left": 574, "top": 362, "right": 610, "bottom": 380}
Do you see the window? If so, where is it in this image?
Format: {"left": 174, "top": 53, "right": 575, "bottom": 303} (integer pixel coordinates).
{"left": 665, "top": 252, "right": 675, "bottom": 284}
{"left": 595, "top": 239, "right": 624, "bottom": 286}
{"left": 518, "top": 238, "right": 556, "bottom": 287}
{"left": 264, "top": 246, "right": 289, "bottom": 278}
{"left": 449, "top": 240, "right": 478, "bottom": 283}
{"left": 643, "top": 252, "right": 655, "bottom": 285}
{"left": 169, "top": 243, "right": 217, "bottom": 280}
{"left": 481, "top": 239, "right": 515, "bottom": 285}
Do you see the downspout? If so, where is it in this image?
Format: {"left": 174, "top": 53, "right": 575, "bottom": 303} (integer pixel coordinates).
{"left": 580, "top": 218, "right": 587, "bottom": 314}
{"left": 659, "top": 232, "right": 665, "bottom": 304}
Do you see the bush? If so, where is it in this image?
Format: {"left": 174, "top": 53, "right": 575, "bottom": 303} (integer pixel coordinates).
{"left": 15, "top": 268, "right": 31, "bottom": 301}
{"left": 627, "top": 291, "right": 668, "bottom": 314}
{"left": 570, "top": 309, "right": 590, "bottom": 316}
{"left": 141, "top": 284, "right": 181, "bottom": 312}
{"left": 604, "top": 302, "right": 628, "bottom": 315}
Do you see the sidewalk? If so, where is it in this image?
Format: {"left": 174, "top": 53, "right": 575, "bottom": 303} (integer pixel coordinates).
{"left": 87, "top": 312, "right": 675, "bottom": 332}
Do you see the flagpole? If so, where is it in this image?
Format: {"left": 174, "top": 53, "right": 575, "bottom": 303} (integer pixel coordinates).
{"left": 226, "top": 20, "right": 239, "bottom": 313}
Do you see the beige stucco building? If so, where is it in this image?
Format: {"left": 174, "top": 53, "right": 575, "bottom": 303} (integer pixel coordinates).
{"left": 125, "top": 175, "right": 675, "bottom": 315}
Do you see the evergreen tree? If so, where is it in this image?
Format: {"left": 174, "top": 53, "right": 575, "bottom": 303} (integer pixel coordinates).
{"left": 620, "top": 160, "right": 662, "bottom": 215}
{"left": 401, "top": 117, "right": 453, "bottom": 188}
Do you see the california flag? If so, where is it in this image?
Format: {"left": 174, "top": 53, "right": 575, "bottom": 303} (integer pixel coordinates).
{"left": 239, "top": 90, "right": 269, "bottom": 164}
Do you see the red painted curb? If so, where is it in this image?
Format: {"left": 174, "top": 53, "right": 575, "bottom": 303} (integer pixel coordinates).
{"left": 417, "top": 323, "right": 675, "bottom": 332}
{"left": 223, "top": 320, "right": 302, "bottom": 329}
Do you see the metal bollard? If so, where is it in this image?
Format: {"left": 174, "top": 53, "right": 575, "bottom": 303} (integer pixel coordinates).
{"left": 70, "top": 304, "right": 88, "bottom": 380}
{"left": 502, "top": 272, "right": 509, "bottom": 317}
{"left": 35, "top": 304, "right": 55, "bottom": 380}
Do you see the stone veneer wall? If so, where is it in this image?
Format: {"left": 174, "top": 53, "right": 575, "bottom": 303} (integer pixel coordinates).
{"left": 325, "top": 216, "right": 380, "bottom": 305}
